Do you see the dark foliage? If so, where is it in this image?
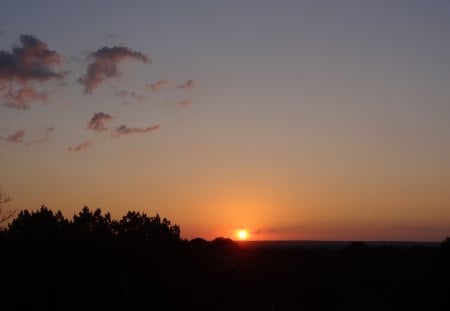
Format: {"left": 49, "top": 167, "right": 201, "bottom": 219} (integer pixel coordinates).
{"left": 0, "top": 207, "right": 449, "bottom": 310}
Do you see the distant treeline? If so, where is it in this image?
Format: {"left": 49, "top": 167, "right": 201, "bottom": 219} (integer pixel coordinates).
{"left": 2, "top": 206, "right": 181, "bottom": 244}
{"left": 0, "top": 206, "right": 449, "bottom": 310}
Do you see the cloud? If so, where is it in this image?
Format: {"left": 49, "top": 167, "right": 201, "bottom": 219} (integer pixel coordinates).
{"left": 250, "top": 228, "right": 283, "bottom": 235}
{"left": 147, "top": 80, "right": 171, "bottom": 92}
{"left": 176, "top": 79, "right": 194, "bottom": 90}
{"left": 68, "top": 141, "right": 90, "bottom": 152}
{"left": 0, "top": 34, "right": 64, "bottom": 86}
{"left": 5, "top": 130, "right": 25, "bottom": 143}
{"left": 3, "top": 86, "right": 48, "bottom": 110}
{"left": 25, "top": 127, "right": 54, "bottom": 146}
{"left": 0, "top": 35, "right": 64, "bottom": 110}
{"left": 179, "top": 98, "right": 192, "bottom": 107}
{"left": 116, "top": 89, "right": 145, "bottom": 101}
{"left": 78, "top": 46, "right": 150, "bottom": 94}
{"left": 113, "top": 124, "right": 160, "bottom": 137}
{"left": 130, "top": 91, "right": 146, "bottom": 101}
{"left": 86, "top": 112, "right": 113, "bottom": 132}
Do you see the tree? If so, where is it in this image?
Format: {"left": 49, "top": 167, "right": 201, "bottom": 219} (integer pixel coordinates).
{"left": 0, "top": 189, "right": 15, "bottom": 225}
{"left": 117, "top": 212, "right": 181, "bottom": 244}
{"left": 7, "top": 206, "right": 68, "bottom": 240}
{"left": 72, "top": 206, "right": 115, "bottom": 239}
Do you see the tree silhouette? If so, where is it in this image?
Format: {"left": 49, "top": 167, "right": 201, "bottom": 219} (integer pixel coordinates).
{"left": 71, "top": 206, "right": 115, "bottom": 241}
{"left": 117, "top": 211, "right": 180, "bottom": 244}
{"left": 7, "top": 206, "right": 67, "bottom": 241}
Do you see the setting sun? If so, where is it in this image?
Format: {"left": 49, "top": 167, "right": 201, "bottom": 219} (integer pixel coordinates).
{"left": 237, "top": 229, "right": 249, "bottom": 240}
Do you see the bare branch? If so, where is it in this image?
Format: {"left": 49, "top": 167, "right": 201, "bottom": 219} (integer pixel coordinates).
{"left": 0, "top": 209, "right": 15, "bottom": 224}
{"left": 0, "top": 189, "right": 14, "bottom": 224}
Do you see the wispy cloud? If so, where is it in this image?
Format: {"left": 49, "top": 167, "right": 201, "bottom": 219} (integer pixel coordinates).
{"left": 78, "top": 46, "right": 150, "bottom": 94}
{"left": 25, "top": 127, "right": 54, "bottom": 146}
{"left": 250, "top": 228, "right": 283, "bottom": 235}
{"left": 176, "top": 79, "right": 194, "bottom": 90}
{"left": 3, "top": 86, "right": 48, "bottom": 110}
{"left": 5, "top": 130, "right": 26, "bottom": 143}
{"left": 112, "top": 124, "right": 160, "bottom": 137}
{"left": 147, "top": 80, "right": 171, "bottom": 92}
{"left": 86, "top": 112, "right": 113, "bottom": 132}
{"left": 115, "top": 89, "right": 145, "bottom": 101}
{"left": 68, "top": 141, "right": 90, "bottom": 152}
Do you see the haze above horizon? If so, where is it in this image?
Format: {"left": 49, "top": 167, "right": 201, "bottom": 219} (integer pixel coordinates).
{"left": 1, "top": 0, "right": 449, "bottom": 241}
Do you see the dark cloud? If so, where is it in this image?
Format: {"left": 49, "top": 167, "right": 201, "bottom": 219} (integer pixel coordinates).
{"left": 176, "top": 79, "right": 194, "bottom": 90}
{"left": 86, "top": 112, "right": 113, "bottom": 132}
{"left": 5, "top": 130, "right": 25, "bottom": 143}
{"left": 3, "top": 86, "right": 48, "bottom": 110}
{"left": 78, "top": 46, "right": 150, "bottom": 94}
{"left": 0, "top": 35, "right": 64, "bottom": 85}
{"left": 147, "top": 80, "right": 171, "bottom": 92}
{"left": 25, "top": 127, "right": 54, "bottom": 146}
{"left": 68, "top": 141, "right": 90, "bottom": 152}
{"left": 112, "top": 124, "right": 160, "bottom": 137}
{"left": 0, "top": 35, "right": 64, "bottom": 110}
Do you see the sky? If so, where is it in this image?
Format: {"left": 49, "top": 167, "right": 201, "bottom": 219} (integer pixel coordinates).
{"left": 1, "top": 0, "right": 450, "bottom": 241}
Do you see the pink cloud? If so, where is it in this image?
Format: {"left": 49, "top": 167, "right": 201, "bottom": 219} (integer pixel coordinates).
{"left": 3, "top": 86, "right": 48, "bottom": 110}
{"left": 176, "top": 79, "right": 194, "bottom": 90}
{"left": 86, "top": 112, "right": 113, "bottom": 132}
{"left": 112, "top": 124, "right": 160, "bottom": 137}
{"left": 68, "top": 141, "right": 90, "bottom": 152}
{"left": 6, "top": 130, "right": 25, "bottom": 143}
{"left": 78, "top": 46, "right": 150, "bottom": 94}
{"left": 147, "top": 80, "right": 171, "bottom": 92}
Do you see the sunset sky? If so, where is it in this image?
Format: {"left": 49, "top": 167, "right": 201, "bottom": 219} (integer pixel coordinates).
{"left": 1, "top": 0, "right": 450, "bottom": 241}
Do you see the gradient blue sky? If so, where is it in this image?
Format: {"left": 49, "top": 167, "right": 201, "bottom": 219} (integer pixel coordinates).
{"left": 1, "top": 0, "right": 450, "bottom": 240}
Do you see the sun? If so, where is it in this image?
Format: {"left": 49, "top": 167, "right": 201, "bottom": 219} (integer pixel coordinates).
{"left": 237, "top": 229, "right": 249, "bottom": 240}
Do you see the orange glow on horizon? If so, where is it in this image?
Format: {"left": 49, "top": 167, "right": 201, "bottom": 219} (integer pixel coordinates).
{"left": 237, "top": 229, "right": 249, "bottom": 240}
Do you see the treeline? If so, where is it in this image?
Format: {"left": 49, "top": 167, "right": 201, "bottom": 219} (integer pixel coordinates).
{"left": 1, "top": 206, "right": 450, "bottom": 310}
{"left": 2, "top": 206, "right": 181, "bottom": 245}
{"left": 0, "top": 206, "right": 243, "bottom": 310}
